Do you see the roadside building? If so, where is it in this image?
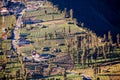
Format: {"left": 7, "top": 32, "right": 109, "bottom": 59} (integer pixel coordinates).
{"left": 0, "top": 7, "right": 9, "bottom": 15}
{"left": 2, "top": 32, "right": 7, "bottom": 39}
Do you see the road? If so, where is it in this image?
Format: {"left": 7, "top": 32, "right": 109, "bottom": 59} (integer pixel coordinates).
{"left": 12, "top": 9, "right": 25, "bottom": 55}
{"left": 40, "top": 19, "right": 67, "bottom": 25}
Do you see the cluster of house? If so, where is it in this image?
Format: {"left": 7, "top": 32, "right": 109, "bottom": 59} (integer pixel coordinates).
{"left": 0, "top": 0, "right": 25, "bottom": 40}
{"left": 26, "top": 0, "right": 45, "bottom": 11}
{"left": 0, "top": 0, "right": 10, "bottom": 40}
{"left": 23, "top": 49, "right": 56, "bottom": 62}
{"left": 0, "top": 7, "right": 9, "bottom": 15}
{"left": 0, "top": 0, "right": 25, "bottom": 15}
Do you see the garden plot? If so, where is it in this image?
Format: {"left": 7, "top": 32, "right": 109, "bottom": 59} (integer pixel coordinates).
{"left": 19, "top": 21, "right": 84, "bottom": 55}
{"left": 23, "top": 7, "right": 64, "bottom": 22}
{"left": 24, "top": 7, "right": 56, "bottom": 17}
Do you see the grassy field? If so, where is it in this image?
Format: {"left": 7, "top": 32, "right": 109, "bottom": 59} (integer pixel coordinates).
{"left": 0, "top": 15, "right": 16, "bottom": 38}
{"left": 18, "top": 21, "right": 84, "bottom": 55}
{"left": 0, "top": 1, "right": 119, "bottom": 79}
{"left": 23, "top": 7, "right": 64, "bottom": 21}
{"left": 46, "top": 73, "right": 82, "bottom": 80}
{"left": 0, "top": 14, "right": 20, "bottom": 79}
{"left": 0, "top": 54, "right": 23, "bottom": 79}
{"left": 19, "top": 5, "right": 120, "bottom": 79}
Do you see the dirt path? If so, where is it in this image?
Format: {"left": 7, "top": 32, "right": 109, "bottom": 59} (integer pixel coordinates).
{"left": 12, "top": 10, "right": 26, "bottom": 55}
{"left": 38, "top": 19, "right": 66, "bottom": 25}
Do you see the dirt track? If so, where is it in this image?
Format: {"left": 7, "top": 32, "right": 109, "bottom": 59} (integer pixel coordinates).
{"left": 38, "top": 19, "right": 66, "bottom": 25}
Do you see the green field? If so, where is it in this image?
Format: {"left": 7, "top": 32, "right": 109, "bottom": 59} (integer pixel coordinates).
{"left": 0, "top": 15, "right": 16, "bottom": 38}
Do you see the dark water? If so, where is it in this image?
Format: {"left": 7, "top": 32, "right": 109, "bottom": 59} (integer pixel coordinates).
{"left": 49, "top": 0, "right": 120, "bottom": 40}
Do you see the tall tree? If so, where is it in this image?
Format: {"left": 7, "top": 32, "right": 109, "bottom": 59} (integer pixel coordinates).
{"left": 64, "top": 8, "right": 67, "bottom": 18}
{"left": 116, "top": 34, "right": 120, "bottom": 47}
{"left": 81, "top": 38, "right": 87, "bottom": 68}
{"left": 54, "top": 30, "right": 57, "bottom": 39}
{"left": 81, "top": 48, "right": 86, "bottom": 68}
{"left": 48, "top": 59, "right": 52, "bottom": 76}
{"left": 45, "top": 32, "right": 47, "bottom": 40}
{"left": 70, "top": 9, "right": 73, "bottom": 20}
{"left": 62, "top": 68, "right": 67, "bottom": 80}
{"left": 73, "top": 18, "right": 78, "bottom": 25}
{"left": 108, "top": 31, "right": 112, "bottom": 44}
{"left": 102, "top": 44, "right": 107, "bottom": 60}
{"left": 68, "top": 26, "right": 71, "bottom": 35}
{"left": 103, "top": 34, "right": 106, "bottom": 42}
{"left": 63, "top": 27, "right": 66, "bottom": 35}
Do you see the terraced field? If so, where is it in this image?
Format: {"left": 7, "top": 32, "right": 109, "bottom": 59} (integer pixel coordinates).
{"left": 16, "top": 1, "right": 120, "bottom": 80}
{"left": 0, "top": 0, "right": 120, "bottom": 80}
{"left": 23, "top": 6, "right": 64, "bottom": 22}
{"left": 0, "top": 15, "right": 16, "bottom": 38}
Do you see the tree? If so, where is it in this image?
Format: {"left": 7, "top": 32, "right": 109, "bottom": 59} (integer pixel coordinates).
{"left": 48, "top": 59, "right": 52, "bottom": 76}
{"left": 92, "top": 47, "right": 98, "bottom": 63}
{"left": 75, "top": 36, "right": 83, "bottom": 64}
{"left": 63, "top": 27, "right": 66, "bottom": 35}
{"left": 39, "top": 66, "right": 44, "bottom": 76}
{"left": 68, "top": 26, "right": 71, "bottom": 34}
{"left": 52, "top": 14, "right": 54, "bottom": 20}
{"left": 64, "top": 8, "right": 67, "bottom": 18}
{"left": 70, "top": 9, "right": 73, "bottom": 19}
{"left": 102, "top": 45, "right": 107, "bottom": 60}
{"left": 116, "top": 34, "right": 120, "bottom": 47}
{"left": 49, "top": 33, "right": 53, "bottom": 39}
{"left": 45, "top": 32, "right": 47, "bottom": 40}
{"left": 54, "top": 30, "right": 57, "bottom": 39}
{"left": 81, "top": 22, "right": 84, "bottom": 27}
{"left": 81, "top": 38, "right": 87, "bottom": 68}
{"left": 108, "top": 31, "right": 112, "bottom": 44}
{"left": 71, "top": 48, "right": 75, "bottom": 64}
{"left": 73, "top": 18, "right": 78, "bottom": 25}
{"left": 103, "top": 34, "right": 106, "bottom": 42}
{"left": 81, "top": 49, "right": 86, "bottom": 68}
{"left": 16, "top": 69, "right": 20, "bottom": 78}
{"left": 62, "top": 68, "right": 67, "bottom": 80}
{"left": 45, "top": 10, "right": 47, "bottom": 14}
{"left": 87, "top": 50, "right": 92, "bottom": 67}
